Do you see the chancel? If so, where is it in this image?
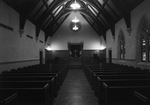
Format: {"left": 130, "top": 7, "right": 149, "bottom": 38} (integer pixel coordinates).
{"left": 1, "top": 0, "right": 150, "bottom": 105}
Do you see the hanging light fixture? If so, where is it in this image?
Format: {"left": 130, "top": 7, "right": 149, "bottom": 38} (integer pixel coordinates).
{"left": 70, "top": 0, "right": 81, "bottom": 10}
{"left": 72, "top": 17, "right": 80, "bottom": 23}
{"left": 72, "top": 25, "right": 79, "bottom": 31}
{"left": 70, "top": 16, "right": 82, "bottom": 32}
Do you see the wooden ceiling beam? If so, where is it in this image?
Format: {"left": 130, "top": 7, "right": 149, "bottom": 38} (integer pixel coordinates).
{"left": 88, "top": 12, "right": 107, "bottom": 31}
{"left": 45, "top": 9, "right": 71, "bottom": 33}
{"left": 39, "top": 0, "right": 68, "bottom": 21}
{"left": 45, "top": 10, "right": 65, "bottom": 31}
{"left": 20, "top": 13, "right": 27, "bottom": 30}
{"left": 85, "top": 4, "right": 109, "bottom": 28}
{"left": 20, "top": 0, "right": 41, "bottom": 31}
{"left": 111, "top": 0, "right": 129, "bottom": 16}
{"left": 106, "top": 3, "right": 120, "bottom": 20}
{"left": 47, "top": 14, "right": 70, "bottom": 37}
{"left": 81, "top": 14, "right": 105, "bottom": 36}
{"left": 111, "top": 0, "right": 131, "bottom": 28}
{"left": 37, "top": 0, "right": 69, "bottom": 29}
{"left": 33, "top": 3, "right": 45, "bottom": 18}
{"left": 41, "top": 17, "right": 53, "bottom": 29}
{"left": 36, "top": 4, "right": 55, "bottom": 27}
{"left": 42, "top": 0, "right": 49, "bottom": 8}
{"left": 50, "top": 16, "right": 68, "bottom": 36}
{"left": 87, "top": 0, "right": 116, "bottom": 26}
{"left": 21, "top": 0, "right": 41, "bottom": 17}
{"left": 124, "top": 12, "right": 131, "bottom": 28}
{"left": 110, "top": 25, "right": 115, "bottom": 38}
{"left": 79, "top": 9, "right": 107, "bottom": 30}
{"left": 98, "top": 16, "right": 109, "bottom": 28}
{"left": 36, "top": 26, "right": 41, "bottom": 38}
{"left": 103, "top": 0, "right": 109, "bottom": 7}
{"left": 36, "top": 0, "right": 60, "bottom": 23}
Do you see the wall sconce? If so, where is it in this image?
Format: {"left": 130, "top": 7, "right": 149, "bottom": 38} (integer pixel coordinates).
{"left": 99, "top": 45, "right": 106, "bottom": 50}
{"left": 45, "top": 45, "right": 52, "bottom": 51}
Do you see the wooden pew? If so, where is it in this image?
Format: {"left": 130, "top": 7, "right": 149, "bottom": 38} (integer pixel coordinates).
{"left": 86, "top": 72, "right": 150, "bottom": 98}
{"left": 94, "top": 74, "right": 150, "bottom": 98}
{"left": 83, "top": 62, "right": 150, "bottom": 105}
{"left": 91, "top": 70, "right": 148, "bottom": 74}
{"left": 1, "top": 72, "right": 57, "bottom": 76}
{"left": 0, "top": 73, "right": 59, "bottom": 94}
{"left": 134, "top": 90, "right": 150, "bottom": 105}
{"left": 102, "top": 80, "right": 150, "bottom": 105}
{"left": 1, "top": 64, "right": 69, "bottom": 97}
{"left": 0, "top": 75, "right": 56, "bottom": 99}
{"left": 0, "top": 82, "right": 50, "bottom": 105}
{"left": 98, "top": 79, "right": 150, "bottom": 99}
{"left": 1, "top": 80, "right": 55, "bottom": 102}
{"left": 91, "top": 73, "right": 150, "bottom": 91}
{"left": 3, "top": 64, "right": 69, "bottom": 89}
{"left": 91, "top": 73, "right": 150, "bottom": 87}
{"left": 0, "top": 91, "right": 18, "bottom": 105}
{"left": 92, "top": 71, "right": 149, "bottom": 75}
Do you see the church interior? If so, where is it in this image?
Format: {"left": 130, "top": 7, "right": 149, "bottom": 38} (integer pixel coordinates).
{"left": 0, "top": 0, "right": 150, "bottom": 105}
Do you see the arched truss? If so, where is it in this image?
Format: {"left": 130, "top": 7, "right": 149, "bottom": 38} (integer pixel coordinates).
{"left": 2, "top": 0, "right": 144, "bottom": 40}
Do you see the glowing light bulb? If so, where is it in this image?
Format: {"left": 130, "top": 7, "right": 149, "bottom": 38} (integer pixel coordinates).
{"left": 73, "top": 25, "right": 79, "bottom": 31}
{"left": 99, "top": 45, "right": 106, "bottom": 50}
{"left": 70, "top": 0, "right": 81, "bottom": 9}
{"left": 72, "top": 17, "right": 79, "bottom": 23}
{"left": 45, "top": 46, "right": 52, "bottom": 51}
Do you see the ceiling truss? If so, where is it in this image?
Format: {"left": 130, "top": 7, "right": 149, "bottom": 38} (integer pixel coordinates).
{"left": 2, "top": 0, "right": 144, "bottom": 40}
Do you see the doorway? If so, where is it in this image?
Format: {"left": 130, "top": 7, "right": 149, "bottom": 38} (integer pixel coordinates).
{"left": 68, "top": 42, "right": 83, "bottom": 58}
{"left": 39, "top": 50, "right": 43, "bottom": 64}
{"left": 108, "top": 49, "right": 112, "bottom": 63}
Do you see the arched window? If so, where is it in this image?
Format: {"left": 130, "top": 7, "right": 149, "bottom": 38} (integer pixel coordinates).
{"left": 118, "top": 30, "right": 125, "bottom": 60}
{"left": 140, "top": 20, "right": 150, "bottom": 62}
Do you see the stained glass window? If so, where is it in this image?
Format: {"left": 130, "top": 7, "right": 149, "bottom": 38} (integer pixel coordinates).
{"left": 118, "top": 30, "right": 125, "bottom": 60}
{"left": 141, "top": 39, "right": 146, "bottom": 61}
{"left": 148, "top": 39, "right": 150, "bottom": 61}
{"left": 140, "top": 20, "right": 150, "bottom": 62}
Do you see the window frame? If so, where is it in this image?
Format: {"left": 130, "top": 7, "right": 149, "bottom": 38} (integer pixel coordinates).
{"left": 118, "top": 30, "right": 125, "bottom": 60}
{"left": 140, "top": 20, "right": 150, "bottom": 62}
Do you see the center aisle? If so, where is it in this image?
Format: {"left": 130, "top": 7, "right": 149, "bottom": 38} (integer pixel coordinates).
{"left": 53, "top": 67, "right": 99, "bottom": 105}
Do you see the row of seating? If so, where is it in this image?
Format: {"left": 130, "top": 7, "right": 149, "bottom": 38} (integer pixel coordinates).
{"left": 82, "top": 59, "right": 150, "bottom": 105}
{"left": 0, "top": 60, "right": 69, "bottom": 105}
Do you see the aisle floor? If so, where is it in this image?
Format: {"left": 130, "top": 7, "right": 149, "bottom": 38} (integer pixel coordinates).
{"left": 53, "top": 68, "right": 99, "bottom": 105}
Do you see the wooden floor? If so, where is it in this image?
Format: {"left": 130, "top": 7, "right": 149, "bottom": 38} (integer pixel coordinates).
{"left": 53, "top": 59, "right": 99, "bottom": 105}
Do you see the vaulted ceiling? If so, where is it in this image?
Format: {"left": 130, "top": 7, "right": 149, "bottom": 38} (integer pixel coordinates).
{"left": 3, "top": 0, "right": 144, "bottom": 40}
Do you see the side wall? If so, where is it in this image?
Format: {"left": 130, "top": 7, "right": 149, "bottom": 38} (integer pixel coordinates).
{"left": 0, "top": 1, "right": 45, "bottom": 73}
{"left": 106, "top": 0, "right": 150, "bottom": 69}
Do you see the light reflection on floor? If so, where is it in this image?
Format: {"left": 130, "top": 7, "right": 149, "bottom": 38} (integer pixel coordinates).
{"left": 53, "top": 69, "right": 99, "bottom": 105}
